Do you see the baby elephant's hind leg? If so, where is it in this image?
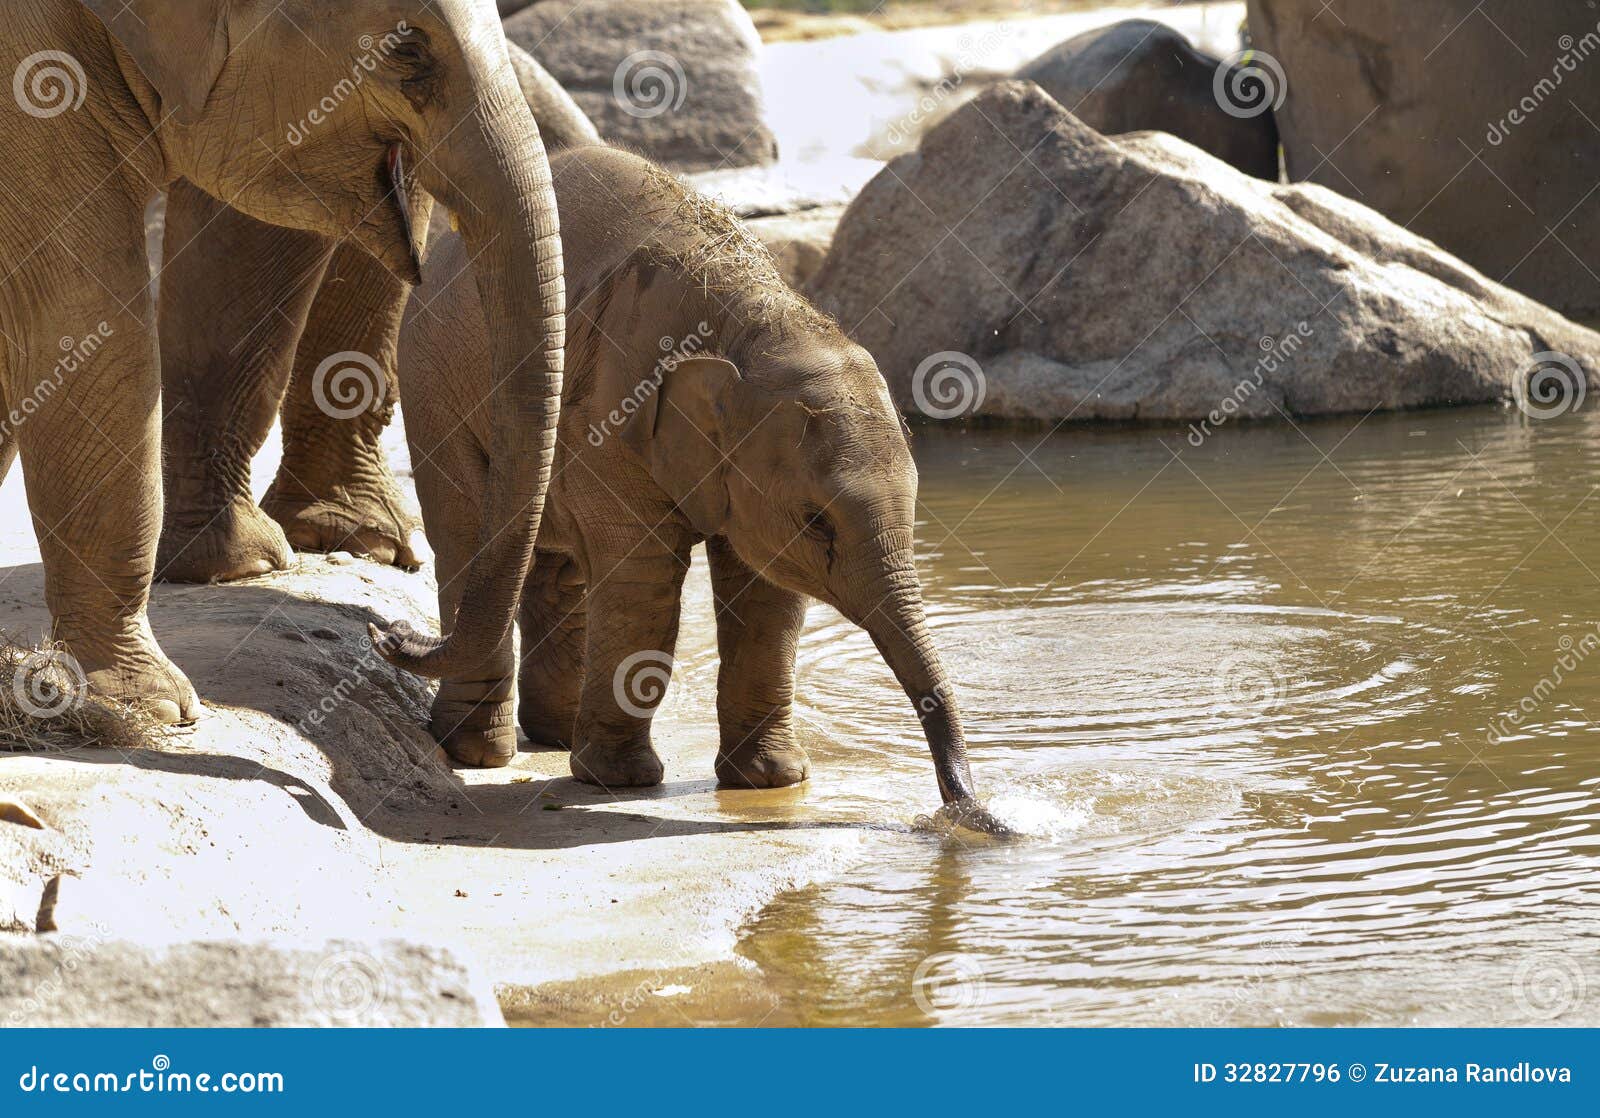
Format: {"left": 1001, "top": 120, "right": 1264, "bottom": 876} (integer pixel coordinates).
{"left": 707, "top": 538, "right": 811, "bottom": 788}
{"left": 570, "top": 551, "right": 690, "bottom": 788}
{"left": 413, "top": 440, "right": 516, "bottom": 767}
{"left": 517, "top": 551, "right": 586, "bottom": 749}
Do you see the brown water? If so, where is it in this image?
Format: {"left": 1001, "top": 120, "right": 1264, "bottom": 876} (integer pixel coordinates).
{"left": 670, "top": 404, "right": 1600, "bottom": 1026}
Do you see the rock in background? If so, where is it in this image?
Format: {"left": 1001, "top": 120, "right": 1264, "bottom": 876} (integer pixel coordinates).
{"left": 0, "top": 938, "right": 502, "bottom": 1026}
{"left": 1247, "top": 0, "right": 1600, "bottom": 320}
{"left": 811, "top": 81, "right": 1600, "bottom": 424}
{"left": 1016, "top": 19, "right": 1279, "bottom": 179}
{"left": 505, "top": 0, "right": 779, "bottom": 171}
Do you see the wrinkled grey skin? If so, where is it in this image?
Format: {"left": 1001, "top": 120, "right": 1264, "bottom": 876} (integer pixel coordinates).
{"left": 391, "top": 146, "right": 986, "bottom": 815}
{"left": 1017, "top": 19, "right": 1280, "bottom": 179}
{"left": 0, "top": 0, "right": 564, "bottom": 723}
{"left": 156, "top": 40, "right": 595, "bottom": 587}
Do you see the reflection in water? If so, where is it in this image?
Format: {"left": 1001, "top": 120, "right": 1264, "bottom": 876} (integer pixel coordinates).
{"left": 710, "top": 405, "right": 1600, "bottom": 1025}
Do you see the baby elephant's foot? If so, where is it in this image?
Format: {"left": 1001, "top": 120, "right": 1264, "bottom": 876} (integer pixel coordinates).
{"left": 157, "top": 499, "right": 292, "bottom": 584}
{"left": 430, "top": 682, "right": 516, "bottom": 767}
{"left": 570, "top": 740, "right": 664, "bottom": 789}
{"left": 715, "top": 735, "right": 810, "bottom": 789}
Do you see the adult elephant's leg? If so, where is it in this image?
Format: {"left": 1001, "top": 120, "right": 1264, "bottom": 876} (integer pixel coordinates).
{"left": 570, "top": 549, "right": 691, "bottom": 788}
{"left": 517, "top": 550, "right": 586, "bottom": 750}
{"left": 414, "top": 434, "right": 516, "bottom": 767}
{"left": 157, "top": 182, "right": 335, "bottom": 583}
{"left": 260, "top": 240, "right": 423, "bottom": 569}
{"left": 706, "top": 537, "right": 811, "bottom": 788}
{"left": 18, "top": 307, "right": 198, "bottom": 724}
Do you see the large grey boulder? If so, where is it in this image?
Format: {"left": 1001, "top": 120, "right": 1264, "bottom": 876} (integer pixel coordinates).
{"left": 1247, "top": 0, "right": 1600, "bottom": 319}
{"left": 507, "top": 40, "right": 601, "bottom": 152}
{"left": 0, "top": 938, "right": 503, "bottom": 1026}
{"left": 811, "top": 81, "right": 1600, "bottom": 424}
{"left": 1017, "top": 19, "right": 1279, "bottom": 179}
{"left": 505, "top": 0, "right": 778, "bottom": 171}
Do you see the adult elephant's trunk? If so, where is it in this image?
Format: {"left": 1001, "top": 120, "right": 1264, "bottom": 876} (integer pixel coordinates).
{"left": 373, "top": 73, "right": 563, "bottom": 680}
{"left": 849, "top": 546, "right": 978, "bottom": 807}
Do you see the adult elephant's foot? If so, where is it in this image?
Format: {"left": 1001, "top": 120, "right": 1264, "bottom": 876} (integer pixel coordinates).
{"left": 261, "top": 479, "right": 422, "bottom": 571}
{"left": 715, "top": 731, "right": 811, "bottom": 789}
{"left": 63, "top": 628, "right": 203, "bottom": 725}
{"left": 570, "top": 739, "right": 665, "bottom": 789}
{"left": 430, "top": 681, "right": 517, "bottom": 768}
{"left": 157, "top": 498, "right": 293, "bottom": 584}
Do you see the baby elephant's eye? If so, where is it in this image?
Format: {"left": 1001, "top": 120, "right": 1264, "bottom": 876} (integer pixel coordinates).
{"left": 799, "top": 504, "right": 835, "bottom": 544}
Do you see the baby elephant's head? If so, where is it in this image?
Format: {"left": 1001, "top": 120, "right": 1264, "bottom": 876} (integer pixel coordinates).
{"left": 620, "top": 333, "right": 987, "bottom": 815}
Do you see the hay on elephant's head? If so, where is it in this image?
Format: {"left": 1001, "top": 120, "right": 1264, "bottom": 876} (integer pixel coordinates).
{"left": 0, "top": 634, "right": 151, "bottom": 753}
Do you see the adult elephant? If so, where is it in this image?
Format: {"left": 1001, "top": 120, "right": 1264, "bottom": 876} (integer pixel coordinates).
{"left": 0, "top": 0, "right": 565, "bottom": 723}
{"left": 157, "top": 40, "right": 597, "bottom": 582}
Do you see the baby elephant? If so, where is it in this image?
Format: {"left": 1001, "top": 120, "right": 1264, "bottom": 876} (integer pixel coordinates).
{"left": 379, "top": 146, "right": 981, "bottom": 811}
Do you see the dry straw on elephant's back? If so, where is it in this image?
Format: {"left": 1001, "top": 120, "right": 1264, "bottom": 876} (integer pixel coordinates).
{"left": 638, "top": 162, "right": 839, "bottom": 344}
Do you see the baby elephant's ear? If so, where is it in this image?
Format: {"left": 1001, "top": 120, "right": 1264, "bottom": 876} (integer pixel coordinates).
{"left": 621, "top": 356, "right": 741, "bottom": 535}
{"left": 80, "top": 0, "right": 231, "bottom": 125}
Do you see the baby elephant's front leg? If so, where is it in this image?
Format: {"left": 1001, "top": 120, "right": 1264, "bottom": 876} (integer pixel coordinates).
{"left": 570, "top": 553, "right": 689, "bottom": 788}
{"left": 707, "top": 538, "right": 811, "bottom": 788}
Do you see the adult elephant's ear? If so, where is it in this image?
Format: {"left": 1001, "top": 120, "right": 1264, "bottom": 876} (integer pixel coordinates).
{"left": 80, "top": 0, "right": 231, "bottom": 125}
{"left": 620, "top": 356, "right": 741, "bottom": 536}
